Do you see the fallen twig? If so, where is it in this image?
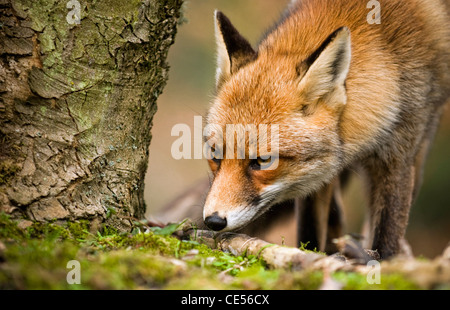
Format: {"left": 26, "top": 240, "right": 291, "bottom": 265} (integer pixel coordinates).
{"left": 179, "top": 228, "right": 450, "bottom": 289}
{"left": 182, "top": 229, "right": 369, "bottom": 272}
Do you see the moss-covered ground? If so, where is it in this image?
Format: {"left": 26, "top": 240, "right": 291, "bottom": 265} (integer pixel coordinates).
{"left": 0, "top": 213, "right": 444, "bottom": 290}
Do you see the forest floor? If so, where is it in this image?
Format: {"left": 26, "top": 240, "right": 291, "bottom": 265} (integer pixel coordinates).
{"left": 0, "top": 212, "right": 449, "bottom": 290}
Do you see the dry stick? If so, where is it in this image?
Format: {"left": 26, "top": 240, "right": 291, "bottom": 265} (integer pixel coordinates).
{"left": 185, "top": 229, "right": 368, "bottom": 272}
{"left": 182, "top": 229, "right": 450, "bottom": 288}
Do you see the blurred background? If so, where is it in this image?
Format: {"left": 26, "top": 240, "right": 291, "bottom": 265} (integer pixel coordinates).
{"left": 144, "top": 0, "right": 450, "bottom": 258}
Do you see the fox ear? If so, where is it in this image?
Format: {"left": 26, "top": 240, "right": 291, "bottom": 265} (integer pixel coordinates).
{"left": 214, "top": 10, "right": 257, "bottom": 89}
{"left": 297, "top": 27, "right": 351, "bottom": 109}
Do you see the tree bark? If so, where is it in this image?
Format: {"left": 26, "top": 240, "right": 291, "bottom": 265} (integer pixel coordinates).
{"left": 0, "top": 0, "right": 183, "bottom": 230}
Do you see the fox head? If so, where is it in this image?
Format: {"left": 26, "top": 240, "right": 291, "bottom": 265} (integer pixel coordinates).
{"left": 203, "top": 11, "right": 351, "bottom": 232}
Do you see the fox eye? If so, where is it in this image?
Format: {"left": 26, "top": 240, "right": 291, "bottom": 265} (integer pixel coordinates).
{"left": 250, "top": 157, "right": 272, "bottom": 170}
{"left": 209, "top": 149, "right": 222, "bottom": 166}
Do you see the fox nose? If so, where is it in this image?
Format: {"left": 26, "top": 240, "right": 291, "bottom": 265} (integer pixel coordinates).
{"left": 204, "top": 213, "right": 227, "bottom": 231}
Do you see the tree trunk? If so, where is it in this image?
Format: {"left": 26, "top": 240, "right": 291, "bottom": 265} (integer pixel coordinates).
{"left": 0, "top": 0, "right": 183, "bottom": 230}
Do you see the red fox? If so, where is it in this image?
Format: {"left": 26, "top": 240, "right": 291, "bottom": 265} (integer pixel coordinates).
{"left": 202, "top": 0, "right": 450, "bottom": 258}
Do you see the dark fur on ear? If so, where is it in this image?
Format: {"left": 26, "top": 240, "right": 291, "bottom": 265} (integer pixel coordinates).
{"left": 215, "top": 11, "right": 257, "bottom": 76}
{"left": 297, "top": 27, "right": 350, "bottom": 82}
{"left": 296, "top": 26, "right": 351, "bottom": 109}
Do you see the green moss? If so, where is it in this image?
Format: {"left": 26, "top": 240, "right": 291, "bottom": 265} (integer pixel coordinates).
{"left": 275, "top": 270, "right": 322, "bottom": 290}
{"left": 332, "top": 271, "right": 420, "bottom": 290}
{"left": 26, "top": 221, "right": 66, "bottom": 239}
{"left": 66, "top": 220, "right": 91, "bottom": 240}
{"left": 0, "top": 213, "right": 90, "bottom": 242}
{"left": 0, "top": 213, "right": 272, "bottom": 289}
{"left": 1, "top": 238, "right": 79, "bottom": 289}
{"left": 80, "top": 251, "right": 184, "bottom": 289}
{"left": 0, "top": 213, "right": 26, "bottom": 239}
{"left": 299, "top": 241, "right": 326, "bottom": 255}
{"left": 0, "top": 213, "right": 444, "bottom": 290}
{"left": 0, "top": 160, "right": 21, "bottom": 186}
{"left": 233, "top": 265, "right": 281, "bottom": 289}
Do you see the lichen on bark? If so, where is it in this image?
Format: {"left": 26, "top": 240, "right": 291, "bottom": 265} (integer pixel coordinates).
{"left": 0, "top": 0, "right": 183, "bottom": 230}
